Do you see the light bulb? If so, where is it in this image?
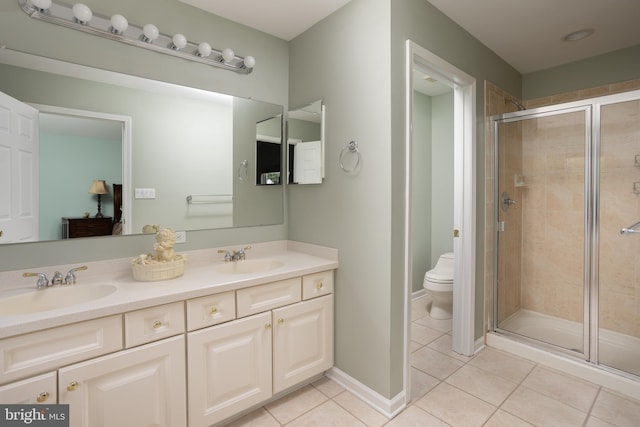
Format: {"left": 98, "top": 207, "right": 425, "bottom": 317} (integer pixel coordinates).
{"left": 30, "top": 0, "right": 51, "bottom": 10}
{"left": 142, "top": 24, "right": 159, "bottom": 42}
{"left": 221, "top": 48, "right": 235, "bottom": 63}
{"left": 196, "top": 42, "right": 211, "bottom": 57}
{"left": 110, "top": 14, "right": 128, "bottom": 34}
{"left": 242, "top": 55, "right": 256, "bottom": 69}
{"left": 72, "top": 3, "right": 92, "bottom": 24}
{"left": 171, "top": 33, "right": 187, "bottom": 50}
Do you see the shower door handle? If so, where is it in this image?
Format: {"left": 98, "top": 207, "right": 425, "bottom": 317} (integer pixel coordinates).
{"left": 620, "top": 220, "right": 640, "bottom": 235}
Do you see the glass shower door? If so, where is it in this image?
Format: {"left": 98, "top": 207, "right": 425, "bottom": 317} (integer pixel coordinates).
{"left": 597, "top": 98, "right": 640, "bottom": 376}
{"left": 495, "top": 108, "right": 589, "bottom": 355}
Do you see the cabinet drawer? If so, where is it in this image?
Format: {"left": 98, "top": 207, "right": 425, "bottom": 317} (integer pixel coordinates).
{"left": 125, "top": 302, "right": 185, "bottom": 348}
{"left": 236, "top": 278, "right": 301, "bottom": 318}
{"left": 0, "top": 316, "right": 122, "bottom": 385}
{"left": 186, "top": 291, "right": 236, "bottom": 331}
{"left": 0, "top": 371, "right": 57, "bottom": 404}
{"left": 302, "top": 270, "right": 334, "bottom": 300}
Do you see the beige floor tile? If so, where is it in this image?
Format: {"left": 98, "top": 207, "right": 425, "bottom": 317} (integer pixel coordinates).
{"left": 412, "top": 347, "right": 464, "bottom": 380}
{"left": 410, "top": 340, "right": 423, "bottom": 353}
{"left": 312, "top": 376, "right": 345, "bottom": 398}
{"left": 584, "top": 416, "right": 617, "bottom": 427}
{"left": 285, "top": 400, "right": 366, "bottom": 427}
{"left": 411, "top": 367, "right": 441, "bottom": 400}
{"left": 413, "top": 313, "right": 453, "bottom": 333}
{"left": 445, "top": 364, "right": 519, "bottom": 406}
{"left": 411, "top": 323, "right": 444, "bottom": 345}
{"left": 501, "top": 386, "right": 587, "bottom": 427}
{"left": 468, "top": 348, "right": 534, "bottom": 383}
{"left": 224, "top": 407, "right": 280, "bottom": 427}
{"left": 412, "top": 296, "right": 430, "bottom": 321}
{"left": 333, "top": 391, "right": 389, "bottom": 427}
{"left": 416, "top": 382, "right": 496, "bottom": 426}
{"left": 521, "top": 365, "right": 599, "bottom": 412}
{"left": 427, "top": 334, "right": 474, "bottom": 362}
{"left": 590, "top": 389, "right": 640, "bottom": 427}
{"left": 385, "top": 405, "right": 450, "bottom": 426}
{"left": 483, "top": 409, "right": 534, "bottom": 427}
{"left": 265, "top": 385, "right": 328, "bottom": 424}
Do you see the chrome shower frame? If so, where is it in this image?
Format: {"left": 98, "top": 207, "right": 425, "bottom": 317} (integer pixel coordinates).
{"left": 489, "top": 88, "right": 640, "bottom": 380}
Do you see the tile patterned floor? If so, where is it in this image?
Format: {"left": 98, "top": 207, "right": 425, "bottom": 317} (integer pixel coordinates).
{"left": 224, "top": 296, "right": 640, "bottom": 426}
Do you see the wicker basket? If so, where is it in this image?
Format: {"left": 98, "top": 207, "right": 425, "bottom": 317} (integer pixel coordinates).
{"left": 132, "top": 257, "right": 186, "bottom": 281}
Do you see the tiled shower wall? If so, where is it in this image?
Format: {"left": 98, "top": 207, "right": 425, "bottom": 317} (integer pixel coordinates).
{"left": 485, "top": 79, "right": 640, "bottom": 338}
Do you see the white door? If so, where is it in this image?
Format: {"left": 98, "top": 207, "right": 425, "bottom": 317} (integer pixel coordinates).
{"left": 272, "top": 295, "right": 333, "bottom": 393}
{"left": 58, "top": 336, "right": 186, "bottom": 427}
{"left": 0, "top": 91, "right": 39, "bottom": 243}
{"left": 294, "top": 140, "right": 322, "bottom": 184}
{"left": 187, "top": 312, "right": 272, "bottom": 427}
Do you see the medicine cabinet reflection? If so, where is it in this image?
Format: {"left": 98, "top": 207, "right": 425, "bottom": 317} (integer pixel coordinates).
{"left": 287, "top": 100, "right": 325, "bottom": 184}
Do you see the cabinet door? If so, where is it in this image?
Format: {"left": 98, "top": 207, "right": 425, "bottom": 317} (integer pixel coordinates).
{"left": 272, "top": 295, "right": 333, "bottom": 393}
{"left": 58, "top": 335, "right": 186, "bottom": 427}
{"left": 0, "top": 372, "right": 56, "bottom": 404}
{"left": 187, "top": 312, "right": 272, "bottom": 427}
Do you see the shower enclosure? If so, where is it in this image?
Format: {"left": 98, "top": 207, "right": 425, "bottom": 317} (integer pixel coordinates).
{"left": 491, "top": 89, "right": 640, "bottom": 379}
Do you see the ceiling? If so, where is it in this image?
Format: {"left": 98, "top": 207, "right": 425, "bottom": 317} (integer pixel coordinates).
{"left": 179, "top": 0, "right": 640, "bottom": 74}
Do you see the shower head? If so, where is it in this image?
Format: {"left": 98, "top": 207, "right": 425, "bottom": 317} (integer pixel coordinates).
{"left": 505, "top": 98, "right": 526, "bottom": 111}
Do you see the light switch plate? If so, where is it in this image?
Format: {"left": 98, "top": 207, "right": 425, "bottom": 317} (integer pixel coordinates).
{"left": 175, "top": 230, "right": 186, "bottom": 243}
{"left": 135, "top": 188, "right": 156, "bottom": 199}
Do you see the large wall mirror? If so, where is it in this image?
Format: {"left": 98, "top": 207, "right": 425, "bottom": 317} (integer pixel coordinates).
{"left": 287, "top": 100, "right": 324, "bottom": 184}
{"left": 0, "top": 49, "right": 284, "bottom": 244}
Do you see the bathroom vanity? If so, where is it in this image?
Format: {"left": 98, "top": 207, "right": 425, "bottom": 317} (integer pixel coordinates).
{"left": 0, "top": 241, "right": 337, "bottom": 427}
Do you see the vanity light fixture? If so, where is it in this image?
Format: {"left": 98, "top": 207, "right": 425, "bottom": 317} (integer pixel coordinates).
{"left": 109, "top": 14, "right": 128, "bottom": 35}
{"left": 19, "top": 0, "right": 255, "bottom": 74}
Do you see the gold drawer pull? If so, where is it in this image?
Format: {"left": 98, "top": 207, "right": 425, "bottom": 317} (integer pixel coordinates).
{"left": 153, "top": 320, "right": 163, "bottom": 329}
{"left": 37, "top": 391, "right": 50, "bottom": 402}
{"left": 277, "top": 318, "right": 284, "bottom": 326}
{"left": 209, "top": 307, "right": 218, "bottom": 315}
{"left": 67, "top": 381, "right": 79, "bottom": 392}
{"left": 316, "top": 281, "right": 324, "bottom": 290}
{"left": 265, "top": 323, "right": 272, "bottom": 331}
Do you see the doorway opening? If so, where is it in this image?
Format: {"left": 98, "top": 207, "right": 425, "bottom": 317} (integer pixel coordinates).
{"left": 404, "top": 40, "right": 477, "bottom": 403}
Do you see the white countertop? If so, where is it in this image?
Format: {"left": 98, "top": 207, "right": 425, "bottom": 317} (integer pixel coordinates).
{"left": 0, "top": 240, "right": 338, "bottom": 339}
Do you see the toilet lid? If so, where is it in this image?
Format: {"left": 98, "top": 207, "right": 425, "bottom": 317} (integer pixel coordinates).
{"left": 425, "top": 270, "right": 453, "bottom": 283}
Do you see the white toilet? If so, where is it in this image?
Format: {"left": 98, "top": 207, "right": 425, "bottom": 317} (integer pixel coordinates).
{"left": 423, "top": 252, "right": 454, "bottom": 319}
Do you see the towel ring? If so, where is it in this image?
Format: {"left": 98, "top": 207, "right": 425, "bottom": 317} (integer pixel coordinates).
{"left": 339, "top": 140, "right": 360, "bottom": 173}
{"left": 237, "top": 159, "right": 248, "bottom": 181}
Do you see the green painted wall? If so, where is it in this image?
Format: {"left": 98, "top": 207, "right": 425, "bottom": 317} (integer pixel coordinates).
{"left": 523, "top": 45, "right": 640, "bottom": 99}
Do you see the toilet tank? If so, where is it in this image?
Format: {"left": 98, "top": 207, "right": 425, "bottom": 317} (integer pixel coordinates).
{"left": 426, "top": 252, "right": 454, "bottom": 282}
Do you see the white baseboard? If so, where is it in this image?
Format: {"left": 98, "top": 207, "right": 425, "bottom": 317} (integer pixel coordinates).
{"left": 325, "top": 367, "right": 406, "bottom": 419}
{"left": 412, "top": 289, "right": 427, "bottom": 299}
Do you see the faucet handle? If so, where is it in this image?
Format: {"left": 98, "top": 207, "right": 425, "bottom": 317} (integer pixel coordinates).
{"left": 217, "top": 249, "right": 232, "bottom": 262}
{"left": 64, "top": 265, "right": 88, "bottom": 285}
{"left": 52, "top": 271, "right": 64, "bottom": 285}
{"left": 23, "top": 272, "right": 49, "bottom": 289}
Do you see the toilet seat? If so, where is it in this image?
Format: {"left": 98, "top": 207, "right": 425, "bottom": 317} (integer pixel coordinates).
{"left": 425, "top": 271, "right": 452, "bottom": 283}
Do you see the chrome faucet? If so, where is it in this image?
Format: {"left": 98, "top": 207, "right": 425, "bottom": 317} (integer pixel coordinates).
{"left": 23, "top": 266, "right": 88, "bottom": 289}
{"left": 217, "top": 246, "right": 251, "bottom": 262}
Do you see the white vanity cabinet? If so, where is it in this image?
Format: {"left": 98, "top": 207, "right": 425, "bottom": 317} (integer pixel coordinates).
{"left": 187, "top": 270, "right": 334, "bottom": 426}
{"left": 272, "top": 295, "right": 333, "bottom": 393}
{"left": 59, "top": 335, "right": 186, "bottom": 427}
{"left": 187, "top": 312, "right": 273, "bottom": 427}
{"left": 0, "top": 371, "right": 57, "bottom": 404}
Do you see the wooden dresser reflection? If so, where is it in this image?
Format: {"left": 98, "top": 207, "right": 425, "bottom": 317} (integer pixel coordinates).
{"left": 62, "top": 217, "right": 113, "bottom": 239}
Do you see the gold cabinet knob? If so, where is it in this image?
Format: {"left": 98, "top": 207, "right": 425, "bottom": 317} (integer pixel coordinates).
{"left": 316, "top": 281, "right": 324, "bottom": 290}
{"left": 67, "top": 381, "right": 79, "bottom": 392}
{"left": 37, "top": 391, "right": 50, "bottom": 402}
{"left": 277, "top": 318, "right": 284, "bottom": 326}
{"left": 0, "top": 230, "right": 3, "bottom": 237}
{"left": 265, "top": 323, "right": 272, "bottom": 330}
{"left": 152, "top": 320, "right": 162, "bottom": 329}
{"left": 209, "top": 307, "right": 218, "bottom": 315}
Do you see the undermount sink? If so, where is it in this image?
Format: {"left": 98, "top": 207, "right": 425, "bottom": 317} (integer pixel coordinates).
{"left": 0, "top": 284, "right": 117, "bottom": 316}
{"left": 214, "top": 259, "right": 284, "bottom": 275}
